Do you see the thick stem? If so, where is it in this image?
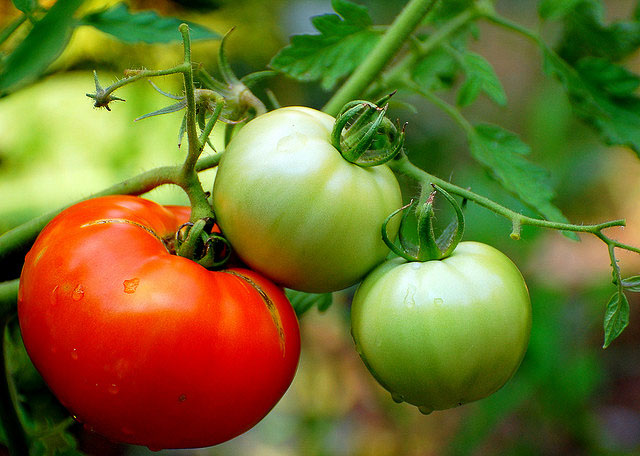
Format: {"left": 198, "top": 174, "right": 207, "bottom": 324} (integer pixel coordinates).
{"left": 322, "top": 0, "right": 439, "bottom": 116}
{"left": 0, "top": 154, "right": 222, "bottom": 262}
{"left": 178, "top": 24, "right": 216, "bottom": 222}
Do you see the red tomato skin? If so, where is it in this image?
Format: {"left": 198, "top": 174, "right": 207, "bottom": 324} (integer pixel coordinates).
{"left": 18, "top": 195, "right": 300, "bottom": 449}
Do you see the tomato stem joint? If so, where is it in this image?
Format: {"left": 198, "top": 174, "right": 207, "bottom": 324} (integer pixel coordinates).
{"left": 175, "top": 218, "right": 232, "bottom": 269}
{"left": 331, "top": 94, "right": 405, "bottom": 167}
{"left": 382, "top": 184, "right": 466, "bottom": 262}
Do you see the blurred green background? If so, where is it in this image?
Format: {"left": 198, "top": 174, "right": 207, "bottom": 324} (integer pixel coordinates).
{"left": 1, "top": 0, "right": 640, "bottom": 455}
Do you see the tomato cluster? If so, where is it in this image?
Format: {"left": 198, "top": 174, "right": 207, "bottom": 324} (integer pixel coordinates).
{"left": 18, "top": 107, "right": 531, "bottom": 450}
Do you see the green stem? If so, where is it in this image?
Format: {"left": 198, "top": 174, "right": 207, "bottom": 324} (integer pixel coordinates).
{"left": 389, "top": 155, "right": 639, "bottom": 254}
{"left": 0, "top": 280, "right": 18, "bottom": 321}
{"left": 373, "top": 7, "right": 477, "bottom": 93}
{"left": 0, "top": 317, "right": 29, "bottom": 456}
{"left": 178, "top": 24, "right": 215, "bottom": 222}
{"left": 481, "top": 10, "right": 542, "bottom": 45}
{"left": 322, "top": 0, "right": 440, "bottom": 116}
{"left": 0, "top": 14, "right": 28, "bottom": 46}
{"left": 100, "top": 65, "right": 189, "bottom": 99}
{"left": 0, "top": 153, "right": 222, "bottom": 262}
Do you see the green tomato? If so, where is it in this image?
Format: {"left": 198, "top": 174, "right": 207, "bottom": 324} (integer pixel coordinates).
{"left": 212, "top": 107, "right": 402, "bottom": 293}
{"left": 350, "top": 241, "right": 531, "bottom": 414}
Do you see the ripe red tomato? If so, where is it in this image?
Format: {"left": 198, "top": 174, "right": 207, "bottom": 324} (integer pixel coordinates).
{"left": 18, "top": 195, "right": 300, "bottom": 450}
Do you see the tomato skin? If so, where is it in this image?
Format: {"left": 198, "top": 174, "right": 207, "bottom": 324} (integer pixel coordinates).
{"left": 18, "top": 195, "right": 300, "bottom": 449}
{"left": 350, "top": 242, "right": 531, "bottom": 413}
{"left": 212, "top": 106, "right": 402, "bottom": 293}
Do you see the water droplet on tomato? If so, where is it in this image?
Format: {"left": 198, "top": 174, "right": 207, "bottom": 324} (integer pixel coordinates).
{"left": 391, "top": 393, "right": 404, "bottom": 403}
{"left": 71, "top": 349, "right": 78, "bottom": 360}
{"left": 410, "top": 262, "right": 421, "bottom": 270}
{"left": 418, "top": 405, "right": 433, "bottom": 415}
{"left": 433, "top": 298, "right": 444, "bottom": 307}
{"left": 72, "top": 285, "right": 84, "bottom": 301}
{"left": 123, "top": 278, "right": 140, "bottom": 294}
{"left": 108, "top": 384, "right": 119, "bottom": 395}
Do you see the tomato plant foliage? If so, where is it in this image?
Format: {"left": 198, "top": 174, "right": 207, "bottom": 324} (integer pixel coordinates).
{"left": 0, "top": 0, "right": 640, "bottom": 454}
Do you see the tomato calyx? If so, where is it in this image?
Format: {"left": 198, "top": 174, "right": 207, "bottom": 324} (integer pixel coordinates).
{"left": 175, "top": 217, "right": 232, "bottom": 269}
{"left": 331, "top": 94, "right": 405, "bottom": 167}
{"left": 382, "top": 184, "right": 466, "bottom": 262}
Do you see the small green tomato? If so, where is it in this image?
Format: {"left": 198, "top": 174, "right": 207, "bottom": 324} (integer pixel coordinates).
{"left": 350, "top": 241, "right": 531, "bottom": 414}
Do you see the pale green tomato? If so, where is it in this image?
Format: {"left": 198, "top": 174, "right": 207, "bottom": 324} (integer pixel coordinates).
{"left": 212, "top": 106, "right": 402, "bottom": 293}
{"left": 351, "top": 242, "right": 531, "bottom": 414}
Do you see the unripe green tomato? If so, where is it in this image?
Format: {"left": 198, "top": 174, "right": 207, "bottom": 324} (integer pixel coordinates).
{"left": 350, "top": 241, "right": 531, "bottom": 414}
{"left": 212, "top": 106, "right": 402, "bottom": 293}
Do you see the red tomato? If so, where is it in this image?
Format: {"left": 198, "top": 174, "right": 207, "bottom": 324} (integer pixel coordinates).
{"left": 18, "top": 195, "right": 300, "bottom": 450}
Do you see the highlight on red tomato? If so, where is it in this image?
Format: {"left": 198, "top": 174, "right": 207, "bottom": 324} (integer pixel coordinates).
{"left": 351, "top": 241, "right": 531, "bottom": 414}
{"left": 212, "top": 106, "right": 403, "bottom": 293}
{"left": 18, "top": 195, "right": 301, "bottom": 450}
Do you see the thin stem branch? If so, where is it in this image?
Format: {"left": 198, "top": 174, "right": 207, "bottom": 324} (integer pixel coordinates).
{"left": 323, "top": 0, "right": 440, "bottom": 116}
{"left": 389, "top": 155, "right": 639, "bottom": 255}
{"left": 372, "top": 7, "right": 477, "bottom": 94}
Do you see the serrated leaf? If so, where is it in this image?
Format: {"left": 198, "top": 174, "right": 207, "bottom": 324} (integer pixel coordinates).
{"left": 0, "top": 0, "right": 84, "bottom": 95}
{"left": 538, "top": 0, "right": 582, "bottom": 21}
{"left": 457, "top": 51, "right": 506, "bottom": 107}
{"left": 543, "top": 49, "right": 640, "bottom": 157}
{"left": 79, "top": 3, "right": 220, "bottom": 44}
{"left": 603, "top": 291, "right": 630, "bottom": 348}
{"left": 556, "top": 0, "right": 640, "bottom": 65}
{"left": 11, "top": 0, "right": 37, "bottom": 14}
{"left": 622, "top": 275, "right": 640, "bottom": 292}
{"left": 470, "top": 123, "right": 577, "bottom": 239}
{"left": 412, "top": 47, "right": 459, "bottom": 91}
{"left": 269, "top": 0, "right": 380, "bottom": 90}
{"left": 285, "top": 289, "right": 333, "bottom": 317}
{"left": 576, "top": 57, "right": 640, "bottom": 97}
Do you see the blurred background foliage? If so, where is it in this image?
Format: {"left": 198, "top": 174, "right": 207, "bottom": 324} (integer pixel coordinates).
{"left": 1, "top": 0, "right": 640, "bottom": 455}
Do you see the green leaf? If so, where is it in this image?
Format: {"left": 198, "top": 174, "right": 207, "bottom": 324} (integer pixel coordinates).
{"left": 576, "top": 57, "right": 640, "bottom": 97}
{"left": 79, "top": 3, "right": 220, "bottom": 44}
{"left": 556, "top": 0, "right": 640, "bottom": 64}
{"left": 0, "top": 0, "right": 85, "bottom": 95}
{"left": 285, "top": 289, "right": 333, "bottom": 317}
{"left": 543, "top": 49, "right": 640, "bottom": 157}
{"left": 412, "top": 48, "right": 459, "bottom": 91}
{"left": 11, "top": 0, "right": 37, "bottom": 14}
{"left": 538, "top": 0, "right": 582, "bottom": 21}
{"left": 470, "top": 124, "right": 576, "bottom": 238}
{"left": 457, "top": 51, "right": 506, "bottom": 107}
{"left": 269, "top": 0, "right": 380, "bottom": 90}
{"left": 603, "top": 291, "right": 629, "bottom": 348}
{"left": 635, "top": 0, "right": 640, "bottom": 21}
{"left": 622, "top": 275, "right": 640, "bottom": 292}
